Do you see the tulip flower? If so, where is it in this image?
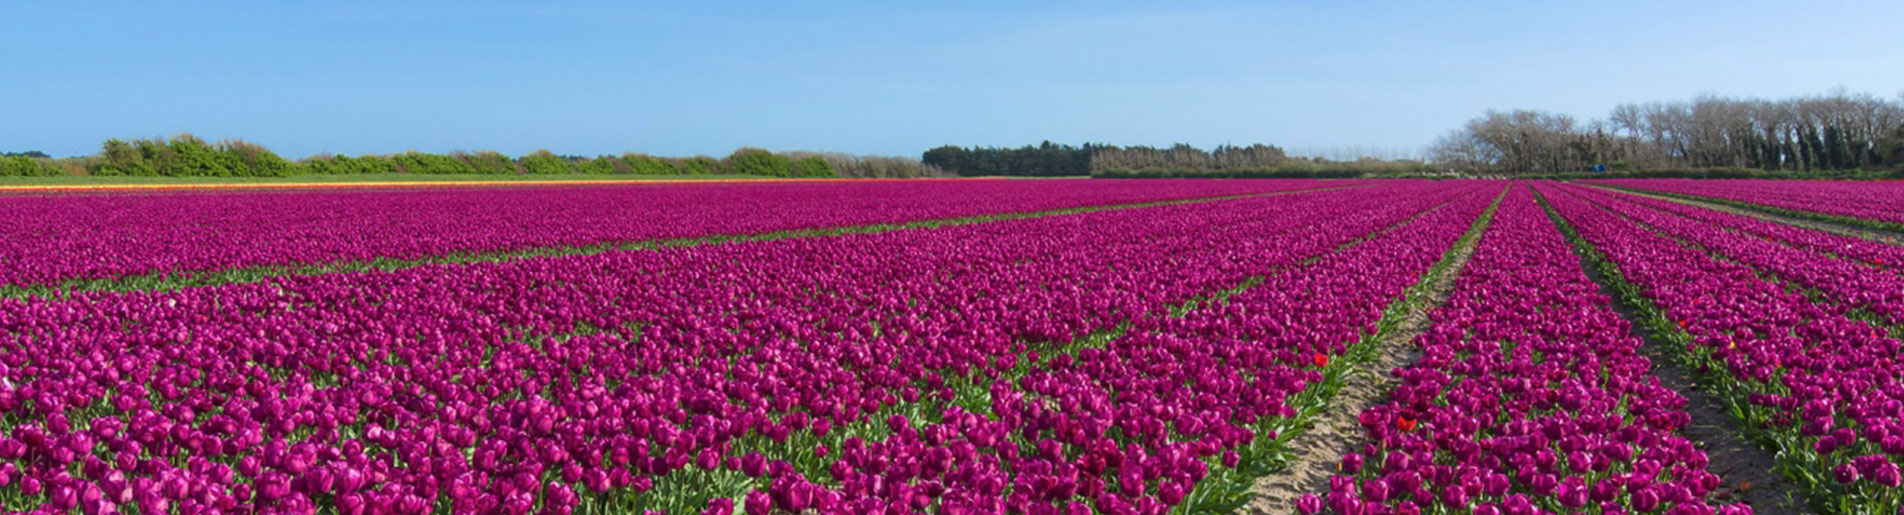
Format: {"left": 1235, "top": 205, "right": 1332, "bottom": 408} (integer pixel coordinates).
{"left": 1297, "top": 493, "right": 1323, "bottom": 514}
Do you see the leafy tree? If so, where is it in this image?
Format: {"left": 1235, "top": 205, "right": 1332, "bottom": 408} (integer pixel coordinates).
{"left": 921, "top": 142, "right": 1092, "bottom": 176}
{"left": 1881, "top": 124, "right": 1904, "bottom": 169}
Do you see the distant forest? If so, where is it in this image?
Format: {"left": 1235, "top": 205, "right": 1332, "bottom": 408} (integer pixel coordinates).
{"left": 923, "top": 142, "right": 1433, "bottom": 178}
{"left": 6, "top": 90, "right": 1901, "bottom": 180}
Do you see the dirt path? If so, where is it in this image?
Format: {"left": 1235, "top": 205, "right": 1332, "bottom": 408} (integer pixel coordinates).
{"left": 1240, "top": 211, "right": 1486, "bottom": 514}
{"left": 1587, "top": 184, "right": 1904, "bottom": 246}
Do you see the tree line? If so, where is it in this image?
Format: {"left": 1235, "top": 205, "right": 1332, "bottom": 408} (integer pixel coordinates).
{"left": 1430, "top": 89, "right": 1904, "bottom": 175}
{"left": 922, "top": 141, "right": 1432, "bottom": 178}
{"left": 1, "top": 134, "right": 946, "bottom": 179}
{"left": 1090, "top": 143, "right": 1433, "bottom": 177}
{"left": 921, "top": 141, "right": 1101, "bottom": 177}
{"left": 16, "top": 89, "right": 1901, "bottom": 180}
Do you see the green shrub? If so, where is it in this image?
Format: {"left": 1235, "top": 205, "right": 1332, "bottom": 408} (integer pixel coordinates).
{"left": 519, "top": 150, "right": 574, "bottom": 175}
{"left": 166, "top": 135, "right": 242, "bottom": 176}
{"left": 349, "top": 155, "right": 397, "bottom": 175}
{"left": 90, "top": 139, "right": 153, "bottom": 176}
{"left": 576, "top": 156, "right": 617, "bottom": 175}
{"left": 218, "top": 139, "right": 295, "bottom": 177}
{"left": 458, "top": 151, "right": 518, "bottom": 175}
{"left": 305, "top": 155, "right": 399, "bottom": 175}
{"left": 0, "top": 156, "right": 38, "bottom": 176}
{"left": 724, "top": 147, "right": 793, "bottom": 177}
{"left": 622, "top": 154, "right": 677, "bottom": 175}
{"left": 792, "top": 156, "right": 835, "bottom": 177}
{"left": 680, "top": 156, "right": 721, "bottom": 175}
{"left": 394, "top": 152, "right": 477, "bottom": 174}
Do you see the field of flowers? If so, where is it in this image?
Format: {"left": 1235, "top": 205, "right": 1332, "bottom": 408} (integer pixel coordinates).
{"left": 1588, "top": 178, "right": 1904, "bottom": 232}
{"left": 1315, "top": 185, "right": 1745, "bottom": 515}
{"left": 0, "top": 180, "right": 1343, "bottom": 290}
{"left": 4, "top": 178, "right": 1904, "bottom": 514}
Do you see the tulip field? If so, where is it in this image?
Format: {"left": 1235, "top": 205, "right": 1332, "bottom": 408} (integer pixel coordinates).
{"left": 0, "top": 180, "right": 1341, "bottom": 291}
{"left": 4, "top": 178, "right": 1904, "bottom": 514}
{"left": 1586, "top": 179, "right": 1904, "bottom": 233}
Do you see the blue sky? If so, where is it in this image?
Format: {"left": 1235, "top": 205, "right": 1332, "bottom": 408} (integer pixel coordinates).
{"left": 4, "top": 1, "right": 1900, "bottom": 159}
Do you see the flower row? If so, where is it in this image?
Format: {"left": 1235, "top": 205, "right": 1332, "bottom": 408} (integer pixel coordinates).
{"left": 1559, "top": 187, "right": 1904, "bottom": 325}
{"left": 1587, "top": 179, "right": 1904, "bottom": 228}
{"left": 0, "top": 179, "right": 1347, "bottom": 288}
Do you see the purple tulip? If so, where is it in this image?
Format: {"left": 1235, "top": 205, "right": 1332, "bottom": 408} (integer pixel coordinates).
{"left": 1296, "top": 493, "right": 1322, "bottom": 514}
{"left": 745, "top": 491, "right": 772, "bottom": 515}
{"left": 1874, "top": 462, "right": 1903, "bottom": 488}
{"left": 1837, "top": 464, "right": 1862, "bottom": 484}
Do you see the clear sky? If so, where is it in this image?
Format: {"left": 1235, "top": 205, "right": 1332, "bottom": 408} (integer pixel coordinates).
{"left": 4, "top": 1, "right": 1901, "bottom": 159}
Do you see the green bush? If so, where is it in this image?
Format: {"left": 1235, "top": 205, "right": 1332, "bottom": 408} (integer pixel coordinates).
{"left": 90, "top": 139, "right": 154, "bottom": 176}
{"left": 219, "top": 139, "right": 296, "bottom": 177}
{"left": 301, "top": 156, "right": 342, "bottom": 175}
{"left": 82, "top": 135, "right": 298, "bottom": 177}
{"left": 459, "top": 151, "right": 518, "bottom": 175}
{"left": 519, "top": 151, "right": 574, "bottom": 175}
{"left": 394, "top": 152, "right": 477, "bottom": 174}
{"left": 576, "top": 156, "right": 618, "bottom": 175}
{"left": 622, "top": 154, "right": 677, "bottom": 175}
{"left": 1, "top": 156, "right": 41, "bottom": 176}
{"left": 791, "top": 156, "right": 835, "bottom": 178}
{"left": 724, "top": 147, "right": 793, "bottom": 177}
{"left": 303, "top": 155, "right": 400, "bottom": 175}
{"left": 680, "top": 156, "right": 721, "bottom": 175}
